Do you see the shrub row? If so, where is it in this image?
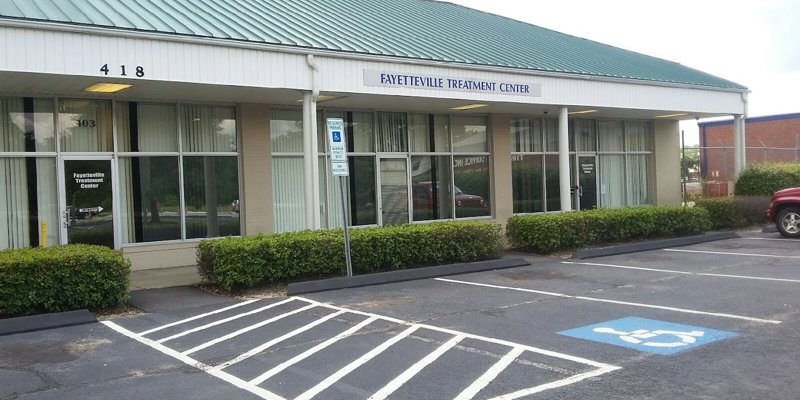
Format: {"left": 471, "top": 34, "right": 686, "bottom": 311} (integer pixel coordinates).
{"left": 735, "top": 162, "right": 800, "bottom": 196}
{"left": 506, "top": 206, "right": 711, "bottom": 254}
{"left": 0, "top": 245, "right": 130, "bottom": 316}
{"left": 198, "top": 221, "right": 503, "bottom": 291}
{"left": 695, "top": 196, "right": 771, "bottom": 230}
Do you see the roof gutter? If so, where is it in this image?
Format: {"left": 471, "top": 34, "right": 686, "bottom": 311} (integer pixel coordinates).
{"left": 0, "top": 17, "right": 749, "bottom": 94}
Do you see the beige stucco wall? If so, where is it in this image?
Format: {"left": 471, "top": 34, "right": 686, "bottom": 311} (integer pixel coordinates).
{"left": 654, "top": 119, "right": 682, "bottom": 205}
{"left": 490, "top": 114, "right": 513, "bottom": 227}
{"left": 123, "top": 242, "right": 199, "bottom": 271}
{"left": 239, "top": 103, "right": 274, "bottom": 235}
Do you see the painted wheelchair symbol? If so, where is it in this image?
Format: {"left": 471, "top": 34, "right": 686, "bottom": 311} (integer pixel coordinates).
{"left": 593, "top": 327, "right": 705, "bottom": 348}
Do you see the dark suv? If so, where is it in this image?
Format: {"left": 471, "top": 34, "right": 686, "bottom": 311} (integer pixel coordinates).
{"left": 766, "top": 187, "right": 800, "bottom": 238}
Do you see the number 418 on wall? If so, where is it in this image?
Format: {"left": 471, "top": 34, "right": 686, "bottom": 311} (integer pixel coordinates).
{"left": 100, "top": 64, "right": 145, "bottom": 78}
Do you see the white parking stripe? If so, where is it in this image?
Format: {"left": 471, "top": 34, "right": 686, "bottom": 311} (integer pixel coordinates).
{"left": 211, "top": 310, "right": 347, "bottom": 372}
{"left": 295, "top": 296, "right": 615, "bottom": 369}
{"left": 435, "top": 278, "right": 782, "bottom": 324}
{"left": 489, "top": 365, "right": 621, "bottom": 400}
{"left": 182, "top": 304, "right": 317, "bottom": 355}
{"left": 664, "top": 248, "right": 800, "bottom": 259}
{"left": 454, "top": 347, "right": 525, "bottom": 400}
{"left": 157, "top": 297, "right": 298, "bottom": 343}
{"left": 743, "top": 237, "right": 792, "bottom": 242}
{"left": 564, "top": 261, "right": 800, "bottom": 283}
{"left": 295, "top": 325, "right": 420, "bottom": 400}
{"left": 110, "top": 297, "right": 623, "bottom": 399}
{"left": 138, "top": 299, "right": 260, "bottom": 336}
{"left": 249, "top": 316, "right": 379, "bottom": 385}
{"left": 368, "top": 334, "right": 465, "bottom": 400}
{"left": 102, "top": 321, "right": 286, "bottom": 400}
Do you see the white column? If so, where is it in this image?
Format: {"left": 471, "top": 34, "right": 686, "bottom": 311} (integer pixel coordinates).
{"left": 733, "top": 114, "right": 745, "bottom": 177}
{"left": 302, "top": 93, "right": 314, "bottom": 229}
{"left": 558, "top": 106, "right": 572, "bottom": 211}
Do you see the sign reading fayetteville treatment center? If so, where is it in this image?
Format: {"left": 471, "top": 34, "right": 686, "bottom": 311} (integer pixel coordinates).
{"left": 364, "top": 70, "right": 542, "bottom": 97}
{"left": 73, "top": 172, "right": 105, "bottom": 189}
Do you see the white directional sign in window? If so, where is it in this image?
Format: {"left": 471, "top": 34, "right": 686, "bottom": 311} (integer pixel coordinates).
{"left": 327, "top": 118, "right": 348, "bottom": 176}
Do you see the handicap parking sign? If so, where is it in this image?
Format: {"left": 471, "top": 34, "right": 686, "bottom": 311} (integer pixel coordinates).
{"left": 332, "top": 131, "right": 342, "bottom": 142}
{"left": 559, "top": 317, "right": 738, "bottom": 355}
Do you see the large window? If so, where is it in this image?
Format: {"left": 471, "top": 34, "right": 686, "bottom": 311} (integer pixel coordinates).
{"left": 275, "top": 109, "right": 492, "bottom": 233}
{"left": 270, "top": 109, "right": 306, "bottom": 232}
{"left": 597, "top": 120, "right": 654, "bottom": 207}
{"left": 452, "top": 116, "right": 490, "bottom": 217}
{"left": 511, "top": 117, "right": 654, "bottom": 214}
{"left": 0, "top": 97, "right": 58, "bottom": 250}
{"left": 511, "top": 118, "right": 560, "bottom": 213}
{"left": 117, "top": 102, "right": 239, "bottom": 244}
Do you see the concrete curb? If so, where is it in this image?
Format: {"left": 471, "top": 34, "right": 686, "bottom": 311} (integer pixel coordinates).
{"left": 0, "top": 309, "right": 97, "bottom": 337}
{"left": 571, "top": 231, "right": 740, "bottom": 260}
{"left": 287, "top": 257, "right": 530, "bottom": 296}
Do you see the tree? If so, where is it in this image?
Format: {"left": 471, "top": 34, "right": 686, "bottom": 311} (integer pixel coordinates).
{"left": 681, "top": 144, "right": 700, "bottom": 178}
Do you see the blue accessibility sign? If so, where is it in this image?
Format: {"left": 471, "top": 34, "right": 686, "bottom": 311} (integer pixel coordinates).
{"left": 558, "top": 317, "right": 738, "bottom": 355}
{"left": 332, "top": 131, "right": 342, "bottom": 142}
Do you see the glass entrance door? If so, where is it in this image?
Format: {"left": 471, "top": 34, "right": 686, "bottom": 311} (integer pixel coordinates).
{"left": 576, "top": 155, "right": 597, "bottom": 210}
{"left": 61, "top": 158, "right": 115, "bottom": 247}
{"left": 379, "top": 157, "right": 409, "bottom": 225}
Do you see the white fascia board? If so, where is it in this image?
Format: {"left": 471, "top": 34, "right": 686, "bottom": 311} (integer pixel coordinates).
{"left": 0, "top": 20, "right": 746, "bottom": 115}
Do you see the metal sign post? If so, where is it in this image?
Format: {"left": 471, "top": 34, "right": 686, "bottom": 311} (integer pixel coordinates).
{"left": 326, "top": 118, "right": 353, "bottom": 277}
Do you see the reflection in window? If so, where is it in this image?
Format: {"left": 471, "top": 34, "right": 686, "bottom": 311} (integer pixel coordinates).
{"left": 271, "top": 109, "right": 304, "bottom": 153}
{"left": 349, "top": 156, "right": 377, "bottom": 226}
{"left": 453, "top": 155, "right": 490, "bottom": 218}
{"left": 119, "top": 157, "right": 181, "bottom": 243}
{"left": 410, "top": 114, "right": 449, "bottom": 152}
{"left": 0, "top": 97, "right": 58, "bottom": 250}
{"left": 512, "top": 118, "right": 542, "bottom": 153}
{"left": 544, "top": 155, "right": 561, "bottom": 212}
{"left": 512, "top": 154, "right": 544, "bottom": 213}
{"left": 412, "top": 155, "right": 452, "bottom": 221}
{"left": 183, "top": 156, "right": 240, "bottom": 238}
{"left": 181, "top": 105, "right": 237, "bottom": 152}
{"left": 452, "top": 116, "right": 488, "bottom": 152}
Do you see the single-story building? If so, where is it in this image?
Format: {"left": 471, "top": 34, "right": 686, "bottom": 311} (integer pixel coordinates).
{"left": 0, "top": 0, "right": 748, "bottom": 277}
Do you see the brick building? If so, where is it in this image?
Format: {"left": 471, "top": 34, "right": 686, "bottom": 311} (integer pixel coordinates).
{"left": 700, "top": 113, "right": 800, "bottom": 187}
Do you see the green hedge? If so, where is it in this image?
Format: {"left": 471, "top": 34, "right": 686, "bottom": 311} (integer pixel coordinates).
{"left": 0, "top": 245, "right": 130, "bottom": 316}
{"left": 735, "top": 162, "right": 800, "bottom": 196}
{"left": 506, "top": 206, "right": 711, "bottom": 254}
{"left": 694, "top": 198, "right": 747, "bottom": 230}
{"left": 695, "top": 196, "right": 771, "bottom": 229}
{"left": 198, "top": 221, "right": 503, "bottom": 291}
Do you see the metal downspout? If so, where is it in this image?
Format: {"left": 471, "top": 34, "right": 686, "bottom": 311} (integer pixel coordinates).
{"left": 307, "top": 54, "right": 321, "bottom": 229}
{"left": 558, "top": 107, "right": 572, "bottom": 211}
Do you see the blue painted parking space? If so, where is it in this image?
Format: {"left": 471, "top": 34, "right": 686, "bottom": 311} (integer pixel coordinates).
{"left": 558, "top": 317, "right": 738, "bottom": 355}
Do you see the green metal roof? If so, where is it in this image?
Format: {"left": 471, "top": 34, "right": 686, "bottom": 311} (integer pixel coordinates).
{"left": 0, "top": 0, "right": 746, "bottom": 90}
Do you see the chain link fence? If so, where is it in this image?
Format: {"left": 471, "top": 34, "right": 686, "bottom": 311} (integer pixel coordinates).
{"left": 683, "top": 145, "right": 800, "bottom": 198}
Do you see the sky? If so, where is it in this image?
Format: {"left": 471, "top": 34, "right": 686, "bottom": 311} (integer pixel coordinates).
{"left": 446, "top": 0, "right": 800, "bottom": 145}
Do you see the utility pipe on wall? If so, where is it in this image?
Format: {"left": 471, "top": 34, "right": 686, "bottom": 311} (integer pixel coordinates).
{"left": 302, "top": 55, "right": 322, "bottom": 229}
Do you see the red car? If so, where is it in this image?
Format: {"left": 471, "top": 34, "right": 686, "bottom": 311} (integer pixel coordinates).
{"left": 766, "top": 187, "right": 800, "bottom": 238}
{"left": 413, "top": 181, "right": 486, "bottom": 209}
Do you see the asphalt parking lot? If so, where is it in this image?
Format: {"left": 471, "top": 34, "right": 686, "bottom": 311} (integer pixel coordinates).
{"left": 2, "top": 231, "right": 799, "bottom": 399}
